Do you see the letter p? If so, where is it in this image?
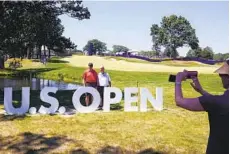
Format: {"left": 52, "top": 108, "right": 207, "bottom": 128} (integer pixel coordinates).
{"left": 103, "top": 87, "right": 122, "bottom": 112}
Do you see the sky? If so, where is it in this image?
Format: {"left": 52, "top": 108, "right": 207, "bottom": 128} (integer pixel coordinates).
{"left": 59, "top": 1, "right": 229, "bottom": 56}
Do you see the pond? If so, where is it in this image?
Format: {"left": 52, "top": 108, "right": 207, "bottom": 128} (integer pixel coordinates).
{"left": 0, "top": 77, "right": 81, "bottom": 90}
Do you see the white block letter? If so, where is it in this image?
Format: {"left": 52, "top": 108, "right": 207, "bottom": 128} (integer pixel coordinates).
{"left": 103, "top": 87, "right": 122, "bottom": 112}
{"left": 4, "top": 87, "right": 30, "bottom": 115}
{"left": 39, "top": 87, "right": 59, "bottom": 114}
{"left": 124, "top": 87, "right": 138, "bottom": 112}
{"left": 72, "top": 87, "right": 100, "bottom": 113}
{"left": 140, "top": 87, "right": 163, "bottom": 112}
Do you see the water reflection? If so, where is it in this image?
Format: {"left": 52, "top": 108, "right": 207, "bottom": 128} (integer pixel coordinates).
{"left": 0, "top": 77, "right": 80, "bottom": 90}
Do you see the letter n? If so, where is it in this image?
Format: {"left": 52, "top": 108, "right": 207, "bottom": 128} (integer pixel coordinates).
{"left": 140, "top": 87, "right": 163, "bottom": 112}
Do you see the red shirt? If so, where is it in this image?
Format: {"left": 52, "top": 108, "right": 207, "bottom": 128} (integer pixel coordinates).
{"left": 82, "top": 69, "right": 98, "bottom": 83}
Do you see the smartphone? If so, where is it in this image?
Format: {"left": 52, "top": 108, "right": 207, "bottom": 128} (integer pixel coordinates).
{"left": 168, "top": 74, "right": 176, "bottom": 82}
{"left": 168, "top": 71, "right": 198, "bottom": 82}
{"left": 187, "top": 71, "right": 198, "bottom": 79}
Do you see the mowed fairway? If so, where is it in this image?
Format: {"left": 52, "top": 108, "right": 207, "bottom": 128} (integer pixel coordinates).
{"left": 62, "top": 55, "right": 219, "bottom": 74}
{"left": 0, "top": 57, "right": 225, "bottom": 154}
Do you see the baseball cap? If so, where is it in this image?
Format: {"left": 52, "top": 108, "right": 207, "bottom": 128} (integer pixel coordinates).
{"left": 214, "top": 59, "right": 229, "bottom": 75}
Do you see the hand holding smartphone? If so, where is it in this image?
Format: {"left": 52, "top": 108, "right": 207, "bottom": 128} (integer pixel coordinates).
{"left": 168, "top": 71, "right": 198, "bottom": 82}
{"left": 186, "top": 71, "right": 198, "bottom": 79}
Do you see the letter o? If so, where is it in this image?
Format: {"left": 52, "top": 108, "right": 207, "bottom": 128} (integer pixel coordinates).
{"left": 72, "top": 87, "right": 100, "bottom": 113}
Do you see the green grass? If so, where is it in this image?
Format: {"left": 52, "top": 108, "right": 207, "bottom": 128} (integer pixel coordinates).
{"left": 104, "top": 56, "right": 213, "bottom": 67}
{"left": 159, "top": 61, "right": 208, "bottom": 67}
{"left": 0, "top": 58, "right": 226, "bottom": 153}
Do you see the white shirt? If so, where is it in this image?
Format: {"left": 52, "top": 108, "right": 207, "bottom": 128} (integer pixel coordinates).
{"left": 98, "top": 72, "right": 111, "bottom": 86}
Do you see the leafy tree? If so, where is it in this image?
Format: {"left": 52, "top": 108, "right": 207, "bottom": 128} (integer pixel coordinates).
{"left": 200, "top": 46, "right": 214, "bottom": 60}
{"left": 150, "top": 15, "right": 199, "bottom": 58}
{"left": 163, "top": 47, "right": 179, "bottom": 58}
{"left": 214, "top": 53, "right": 228, "bottom": 61}
{"left": 186, "top": 47, "right": 202, "bottom": 58}
{"left": 194, "top": 47, "right": 203, "bottom": 58}
{"left": 150, "top": 24, "right": 163, "bottom": 57}
{"left": 0, "top": 50, "right": 5, "bottom": 69}
{"left": 186, "top": 49, "right": 196, "bottom": 57}
{"left": 138, "top": 50, "right": 159, "bottom": 58}
{"left": 221, "top": 53, "right": 229, "bottom": 60}
{"left": 0, "top": 1, "right": 90, "bottom": 68}
{"left": 44, "top": 18, "right": 65, "bottom": 58}
{"left": 112, "top": 45, "right": 129, "bottom": 53}
{"left": 83, "top": 39, "right": 107, "bottom": 55}
{"left": 51, "top": 36, "right": 76, "bottom": 54}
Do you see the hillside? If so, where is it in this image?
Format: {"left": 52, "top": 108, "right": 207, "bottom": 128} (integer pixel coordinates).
{"left": 62, "top": 55, "right": 219, "bottom": 74}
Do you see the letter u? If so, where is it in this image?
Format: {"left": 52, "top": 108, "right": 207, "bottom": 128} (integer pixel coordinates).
{"left": 4, "top": 87, "right": 30, "bottom": 115}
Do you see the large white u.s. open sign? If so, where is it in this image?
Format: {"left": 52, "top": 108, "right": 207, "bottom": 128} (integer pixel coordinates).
{"left": 4, "top": 87, "right": 163, "bottom": 115}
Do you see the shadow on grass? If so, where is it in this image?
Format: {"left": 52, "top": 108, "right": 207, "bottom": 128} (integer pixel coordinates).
{"left": 0, "top": 134, "right": 165, "bottom": 154}
{"left": 32, "top": 59, "right": 69, "bottom": 63}
{"left": 70, "top": 146, "right": 166, "bottom": 154}
{"left": 138, "top": 148, "right": 166, "bottom": 154}
{"left": 31, "top": 59, "right": 40, "bottom": 62}
{"left": 0, "top": 132, "right": 77, "bottom": 154}
{"left": 48, "top": 59, "right": 69, "bottom": 63}
{"left": 70, "top": 149, "right": 90, "bottom": 154}
{"left": 1, "top": 67, "right": 59, "bottom": 78}
{"left": 0, "top": 114, "right": 26, "bottom": 121}
{"left": 110, "top": 104, "right": 123, "bottom": 110}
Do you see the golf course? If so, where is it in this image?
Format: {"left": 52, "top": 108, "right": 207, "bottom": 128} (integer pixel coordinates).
{"left": 0, "top": 55, "right": 225, "bottom": 154}
{"left": 1, "top": 1, "right": 229, "bottom": 153}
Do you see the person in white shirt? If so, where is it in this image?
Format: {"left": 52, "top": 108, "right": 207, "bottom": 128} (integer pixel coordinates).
{"left": 98, "top": 66, "right": 111, "bottom": 109}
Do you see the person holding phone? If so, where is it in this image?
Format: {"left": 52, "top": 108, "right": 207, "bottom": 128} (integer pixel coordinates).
{"left": 175, "top": 60, "right": 229, "bottom": 154}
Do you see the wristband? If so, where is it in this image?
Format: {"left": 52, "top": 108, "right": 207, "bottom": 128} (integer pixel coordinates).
{"left": 175, "top": 82, "right": 181, "bottom": 85}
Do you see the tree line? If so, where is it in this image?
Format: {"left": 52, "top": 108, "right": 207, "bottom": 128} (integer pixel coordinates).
{"left": 187, "top": 47, "right": 213, "bottom": 59}
{"left": 0, "top": 1, "right": 90, "bottom": 68}
{"left": 82, "top": 38, "right": 228, "bottom": 60}
{"left": 83, "top": 39, "right": 130, "bottom": 55}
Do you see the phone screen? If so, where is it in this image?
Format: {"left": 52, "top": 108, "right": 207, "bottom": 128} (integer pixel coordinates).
{"left": 168, "top": 75, "right": 176, "bottom": 82}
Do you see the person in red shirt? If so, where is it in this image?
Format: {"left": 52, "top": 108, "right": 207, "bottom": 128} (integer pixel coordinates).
{"left": 82, "top": 63, "right": 98, "bottom": 106}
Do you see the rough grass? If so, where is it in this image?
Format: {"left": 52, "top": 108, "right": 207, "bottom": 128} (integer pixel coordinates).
{"left": 0, "top": 57, "right": 225, "bottom": 154}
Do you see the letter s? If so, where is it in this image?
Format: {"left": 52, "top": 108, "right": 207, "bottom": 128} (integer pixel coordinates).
{"left": 39, "top": 87, "right": 59, "bottom": 114}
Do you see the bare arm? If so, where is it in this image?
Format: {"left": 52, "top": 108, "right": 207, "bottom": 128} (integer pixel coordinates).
{"left": 175, "top": 72, "right": 204, "bottom": 111}
{"left": 82, "top": 72, "right": 86, "bottom": 86}
{"left": 82, "top": 79, "right": 85, "bottom": 86}
{"left": 109, "top": 81, "right": 111, "bottom": 87}
{"left": 190, "top": 77, "right": 211, "bottom": 96}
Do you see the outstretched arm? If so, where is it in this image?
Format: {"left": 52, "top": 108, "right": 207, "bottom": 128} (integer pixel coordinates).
{"left": 175, "top": 72, "right": 204, "bottom": 111}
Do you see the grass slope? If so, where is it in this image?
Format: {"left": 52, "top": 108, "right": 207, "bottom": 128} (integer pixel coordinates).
{"left": 104, "top": 56, "right": 213, "bottom": 67}
{"left": 62, "top": 55, "right": 219, "bottom": 74}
